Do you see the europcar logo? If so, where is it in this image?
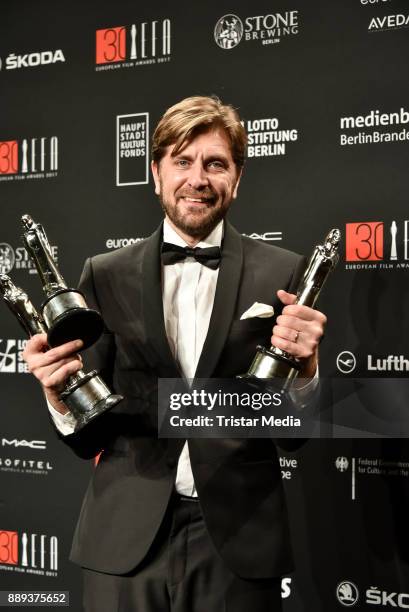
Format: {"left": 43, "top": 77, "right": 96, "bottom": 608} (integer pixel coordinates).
{"left": 345, "top": 220, "right": 409, "bottom": 270}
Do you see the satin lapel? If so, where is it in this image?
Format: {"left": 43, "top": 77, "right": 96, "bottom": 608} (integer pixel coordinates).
{"left": 142, "top": 223, "right": 180, "bottom": 377}
{"left": 194, "top": 221, "right": 243, "bottom": 379}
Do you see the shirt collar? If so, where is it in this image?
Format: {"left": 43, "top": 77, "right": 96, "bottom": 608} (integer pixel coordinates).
{"left": 163, "top": 219, "right": 224, "bottom": 249}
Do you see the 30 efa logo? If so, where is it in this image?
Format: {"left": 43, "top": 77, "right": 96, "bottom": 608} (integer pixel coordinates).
{"left": 96, "top": 20, "right": 171, "bottom": 69}
{"left": 0, "top": 530, "right": 58, "bottom": 575}
{"left": 0, "top": 136, "right": 58, "bottom": 181}
{"left": 345, "top": 220, "right": 409, "bottom": 269}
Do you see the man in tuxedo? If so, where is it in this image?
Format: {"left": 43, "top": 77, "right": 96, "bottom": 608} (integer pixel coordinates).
{"left": 23, "top": 96, "right": 326, "bottom": 611}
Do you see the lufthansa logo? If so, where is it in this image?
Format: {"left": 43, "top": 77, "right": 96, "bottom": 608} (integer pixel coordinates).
{"left": 336, "top": 581, "right": 359, "bottom": 606}
{"left": 336, "top": 351, "right": 356, "bottom": 374}
{"left": 214, "top": 14, "right": 244, "bottom": 49}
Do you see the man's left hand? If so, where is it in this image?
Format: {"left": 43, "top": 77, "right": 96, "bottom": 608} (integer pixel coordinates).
{"left": 271, "top": 289, "right": 327, "bottom": 379}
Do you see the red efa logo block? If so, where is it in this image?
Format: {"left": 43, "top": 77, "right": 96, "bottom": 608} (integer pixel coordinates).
{"left": 96, "top": 26, "right": 126, "bottom": 64}
{"left": 346, "top": 222, "right": 384, "bottom": 261}
{"left": 0, "top": 141, "right": 18, "bottom": 174}
{"left": 0, "top": 530, "right": 18, "bottom": 565}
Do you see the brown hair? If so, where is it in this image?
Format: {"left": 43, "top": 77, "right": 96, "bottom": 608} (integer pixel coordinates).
{"left": 151, "top": 95, "right": 247, "bottom": 169}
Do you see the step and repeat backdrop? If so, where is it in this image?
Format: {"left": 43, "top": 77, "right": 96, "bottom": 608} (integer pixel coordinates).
{"left": 0, "top": 1, "right": 408, "bottom": 610}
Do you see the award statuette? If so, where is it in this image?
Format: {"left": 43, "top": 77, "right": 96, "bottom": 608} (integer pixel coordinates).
{"left": 21, "top": 214, "right": 103, "bottom": 349}
{"left": 0, "top": 274, "right": 122, "bottom": 432}
{"left": 240, "top": 228, "right": 341, "bottom": 391}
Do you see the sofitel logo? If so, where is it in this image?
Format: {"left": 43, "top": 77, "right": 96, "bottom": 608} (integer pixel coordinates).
{"left": 0, "top": 530, "right": 58, "bottom": 575}
{"left": 0, "top": 136, "right": 58, "bottom": 181}
{"left": 345, "top": 220, "right": 409, "bottom": 270}
{"left": 96, "top": 20, "right": 171, "bottom": 70}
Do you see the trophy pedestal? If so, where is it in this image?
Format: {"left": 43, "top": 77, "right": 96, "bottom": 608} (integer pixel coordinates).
{"left": 42, "top": 288, "right": 104, "bottom": 349}
{"left": 59, "top": 371, "right": 123, "bottom": 432}
{"left": 239, "top": 345, "right": 300, "bottom": 392}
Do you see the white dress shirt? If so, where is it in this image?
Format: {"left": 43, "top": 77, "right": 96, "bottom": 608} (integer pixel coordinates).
{"left": 49, "top": 219, "right": 317, "bottom": 497}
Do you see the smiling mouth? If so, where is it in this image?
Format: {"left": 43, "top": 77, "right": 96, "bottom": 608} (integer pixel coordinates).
{"left": 180, "top": 195, "right": 215, "bottom": 205}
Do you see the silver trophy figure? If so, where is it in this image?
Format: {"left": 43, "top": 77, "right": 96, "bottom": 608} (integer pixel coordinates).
{"left": 240, "top": 228, "right": 341, "bottom": 391}
{"left": 21, "top": 214, "right": 103, "bottom": 349}
{"left": 0, "top": 274, "right": 122, "bottom": 431}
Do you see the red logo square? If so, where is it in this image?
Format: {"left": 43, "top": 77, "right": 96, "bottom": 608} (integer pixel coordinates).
{"left": 96, "top": 26, "right": 126, "bottom": 64}
{"left": 0, "top": 141, "right": 18, "bottom": 174}
{"left": 0, "top": 530, "right": 18, "bottom": 565}
{"left": 346, "top": 222, "right": 384, "bottom": 261}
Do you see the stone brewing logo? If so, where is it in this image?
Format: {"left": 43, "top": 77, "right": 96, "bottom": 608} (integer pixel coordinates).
{"left": 336, "top": 581, "right": 359, "bottom": 606}
{"left": 214, "top": 15, "right": 244, "bottom": 49}
{"left": 345, "top": 219, "right": 409, "bottom": 270}
{"left": 0, "top": 136, "right": 58, "bottom": 181}
{"left": 0, "top": 243, "right": 15, "bottom": 274}
{"left": 214, "top": 11, "right": 299, "bottom": 49}
{"left": 96, "top": 20, "right": 171, "bottom": 70}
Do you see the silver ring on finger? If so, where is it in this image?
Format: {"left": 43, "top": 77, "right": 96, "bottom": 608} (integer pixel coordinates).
{"left": 294, "top": 331, "right": 300, "bottom": 343}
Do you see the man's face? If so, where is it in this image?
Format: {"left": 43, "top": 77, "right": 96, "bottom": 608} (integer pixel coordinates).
{"left": 151, "top": 128, "right": 241, "bottom": 241}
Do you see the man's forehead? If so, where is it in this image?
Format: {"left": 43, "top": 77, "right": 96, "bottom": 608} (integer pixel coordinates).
{"left": 169, "top": 128, "right": 233, "bottom": 158}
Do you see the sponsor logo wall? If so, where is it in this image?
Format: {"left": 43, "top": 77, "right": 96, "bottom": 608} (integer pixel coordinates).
{"left": 0, "top": 1, "right": 408, "bottom": 610}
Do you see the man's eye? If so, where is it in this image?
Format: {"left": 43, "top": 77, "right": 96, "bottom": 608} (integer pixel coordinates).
{"left": 208, "top": 161, "right": 224, "bottom": 169}
{"left": 176, "top": 159, "right": 189, "bottom": 167}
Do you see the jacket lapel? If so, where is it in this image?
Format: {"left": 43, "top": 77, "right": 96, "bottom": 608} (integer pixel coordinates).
{"left": 142, "top": 223, "right": 180, "bottom": 377}
{"left": 194, "top": 221, "right": 243, "bottom": 379}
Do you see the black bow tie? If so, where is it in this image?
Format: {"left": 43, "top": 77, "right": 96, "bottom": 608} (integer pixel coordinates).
{"left": 161, "top": 242, "right": 222, "bottom": 270}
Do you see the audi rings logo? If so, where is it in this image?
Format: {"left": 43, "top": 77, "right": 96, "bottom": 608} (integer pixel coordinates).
{"left": 336, "top": 581, "right": 359, "bottom": 606}
{"left": 0, "top": 243, "right": 15, "bottom": 274}
{"left": 336, "top": 351, "right": 357, "bottom": 374}
{"left": 214, "top": 14, "right": 244, "bottom": 49}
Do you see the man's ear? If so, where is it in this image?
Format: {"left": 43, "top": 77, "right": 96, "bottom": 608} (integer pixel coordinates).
{"left": 232, "top": 167, "right": 243, "bottom": 199}
{"left": 151, "top": 160, "right": 160, "bottom": 196}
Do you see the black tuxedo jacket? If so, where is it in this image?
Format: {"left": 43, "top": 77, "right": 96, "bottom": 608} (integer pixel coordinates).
{"left": 62, "top": 221, "right": 306, "bottom": 579}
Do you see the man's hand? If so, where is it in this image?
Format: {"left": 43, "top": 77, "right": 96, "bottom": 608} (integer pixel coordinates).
{"left": 271, "top": 289, "right": 327, "bottom": 379}
{"left": 22, "top": 334, "right": 83, "bottom": 414}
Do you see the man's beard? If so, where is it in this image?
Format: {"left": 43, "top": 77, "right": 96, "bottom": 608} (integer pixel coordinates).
{"left": 159, "top": 189, "right": 230, "bottom": 239}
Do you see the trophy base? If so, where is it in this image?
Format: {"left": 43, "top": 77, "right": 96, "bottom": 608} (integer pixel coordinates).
{"left": 238, "top": 345, "right": 300, "bottom": 393}
{"left": 59, "top": 370, "right": 123, "bottom": 432}
{"left": 42, "top": 289, "right": 104, "bottom": 349}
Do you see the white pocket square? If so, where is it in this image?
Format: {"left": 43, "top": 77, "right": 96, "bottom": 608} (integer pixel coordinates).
{"left": 240, "top": 302, "right": 275, "bottom": 320}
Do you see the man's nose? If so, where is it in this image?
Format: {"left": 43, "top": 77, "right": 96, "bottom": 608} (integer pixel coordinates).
{"left": 187, "top": 162, "right": 209, "bottom": 189}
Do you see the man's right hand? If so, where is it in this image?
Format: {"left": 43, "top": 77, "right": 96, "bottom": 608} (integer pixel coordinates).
{"left": 22, "top": 334, "right": 83, "bottom": 415}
